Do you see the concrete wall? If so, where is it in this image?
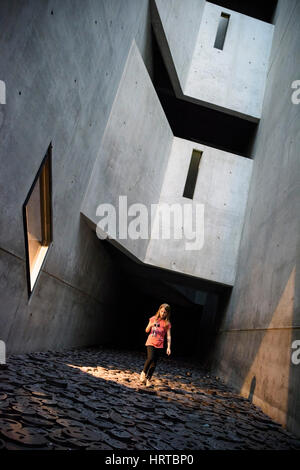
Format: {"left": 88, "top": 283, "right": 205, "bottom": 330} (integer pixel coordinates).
{"left": 82, "top": 60, "right": 252, "bottom": 287}
{"left": 152, "top": 0, "right": 274, "bottom": 121}
{"left": 0, "top": 0, "right": 153, "bottom": 354}
{"left": 151, "top": 0, "right": 205, "bottom": 92}
{"left": 81, "top": 40, "right": 173, "bottom": 261}
{"left": 145, "top": 137, "right": 253, "bottom": 286}
{"left": 184, "top": 2, "right": 274, "bottom": 121}
{"left": 211, "top": 0, "right": 300, "bottom": 437}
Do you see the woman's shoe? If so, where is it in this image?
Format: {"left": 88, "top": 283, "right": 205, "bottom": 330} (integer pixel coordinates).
{"left": 140, "top": 371, "right": 146, "bottom": 384}
{"left": 146, "top": 379, "right": 152, "bottom": 387}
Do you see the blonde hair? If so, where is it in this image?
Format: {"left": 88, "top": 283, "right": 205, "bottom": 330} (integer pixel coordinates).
{"left": 154, "top": 303, "right": 171, "bottom": 329}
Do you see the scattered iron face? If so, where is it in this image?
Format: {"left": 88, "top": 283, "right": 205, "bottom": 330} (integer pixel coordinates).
{"left": 0, "top": 347, "right": 299, "bottom": 450}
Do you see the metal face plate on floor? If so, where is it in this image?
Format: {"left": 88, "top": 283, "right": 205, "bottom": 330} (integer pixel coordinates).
{"left": 0, "top": 347, "right": 299, "bottom": 450}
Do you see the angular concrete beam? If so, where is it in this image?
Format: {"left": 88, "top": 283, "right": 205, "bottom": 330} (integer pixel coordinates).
{"left": 151, "top": 0, "right": 205, "bottom": 94}
{"left": 145, "top": 137, "right": 253, "bottom": 286}
{"left": 152, "top": 0, "right": 274, "bottom": 122}
{"left": 81, "top": 40, "right": 253, "bottom": 287}
{"left": 81, "top": 40, "right": 173, "bottom": 262}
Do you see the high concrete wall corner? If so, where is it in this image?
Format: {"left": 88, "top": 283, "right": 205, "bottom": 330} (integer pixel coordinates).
{"left": 211, "top": 0, "right": 300, "bottom": 438}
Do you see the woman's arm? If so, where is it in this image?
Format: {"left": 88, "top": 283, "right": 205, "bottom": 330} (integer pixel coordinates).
{"left": 166, "top": 328, "right": 171, "bottom": 355}
{"left": 145, "top": 319, "right": 155, "bottom": 333}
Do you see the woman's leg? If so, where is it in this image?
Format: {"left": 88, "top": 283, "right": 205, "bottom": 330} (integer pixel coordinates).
{"left": 143, "top": 346, "right": 155, "bottom": 375}
{"left": 146, "top": 347, "right": 160, "bottom": 380}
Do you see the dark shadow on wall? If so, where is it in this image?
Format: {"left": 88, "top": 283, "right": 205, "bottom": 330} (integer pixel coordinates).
{"left": 248, "top": 376, "right": 256, "bottom": 403}
{"left": 75, "top": 217, "right": 122, "bottom": 348}
{"left": 109, "top": 273, "right": 205, "bottom": 360}
{"left": 287, "top": 234, "right": 300, "bottom": 436}
{"left": 209, "top": 0, "right": 278, "bottom": 24}
{"left": 211, "top": 263, "right": 299, "bottom": 437}
{"left": 94, "top": 234, "right": 235, "bottom": 367}
{"left": 151, "top": 27, "right": 258, "bottom": 159}
{"left": 201, "top": 289, "right": 232, "bottom": 369}
{"left": 94, "top": 236, "right": 232, "bottom": 363}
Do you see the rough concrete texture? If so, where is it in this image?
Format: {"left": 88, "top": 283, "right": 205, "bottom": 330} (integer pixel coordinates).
{"left": 184, "top": 2, "right": 274, "bottom": 120}
{"left": 151, "top": 0, "right": 205, "bottom": 92}
{"left": 152, "top": 0, "right": 274, "bottom": 121}
{"left": 145, "top": 137, "right": 253, "bottom": 286}
{"left": 82, "top": 44, "right": 252, "bottom": 287}
{"left": 0, "top": 0, "right": 298, "bottom": 444}
{"left": 211, "top": 0, "right": 300, "bottom": 438}
{"left": 1, "top": 347, "right": 300, "bottom": 450}
{"left": 0, "top": 0, "right": 153, "bottom": 354}
{"left": 81, "top": 40, "right": 173, "bottom": 262}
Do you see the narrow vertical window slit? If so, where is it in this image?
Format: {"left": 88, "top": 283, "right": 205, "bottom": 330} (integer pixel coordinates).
{"left": 214, "top": 12, "right": 230, "bottom": 50}
{"left": 183, "top": 150, "right": 202, "bottom": 199}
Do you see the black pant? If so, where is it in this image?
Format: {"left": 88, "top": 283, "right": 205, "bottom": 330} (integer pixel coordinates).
{"left": 143, "top": 346, "right": 162, "bottom": 380}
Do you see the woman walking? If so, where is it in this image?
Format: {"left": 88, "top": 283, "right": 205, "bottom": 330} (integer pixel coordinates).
{"left": 140, "top": 303, "right": 171, "bottom": 387}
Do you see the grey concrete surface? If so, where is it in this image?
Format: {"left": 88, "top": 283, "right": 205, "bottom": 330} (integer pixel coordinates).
{"left": 0, "top": 0, "right": 153, "bottom": 353}
{"left": 151, "top": 0, "right": 205, "bottom": 92}
{"left": 81, "top": 42, "right": 252, "bottom": 287}
{"left": 152, "top": 0, "right": 274, "bottom": 121}
{"left": 145, "top": 137, "right": 253, "bottom": 286}
{"left": 184, "top": 2, "right": 274, "bottom": 121}
{"left": 211, "top": 0, "right": 300, "bottom": 437}
{"left": 81, "top": 40, "right": 173, "bottom": 262}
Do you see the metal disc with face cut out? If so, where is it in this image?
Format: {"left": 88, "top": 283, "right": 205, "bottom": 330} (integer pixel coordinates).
{"left": 86, "top": 441, "right": 114, "bottom": 450}
{"left": 108, "top": 429, "right": 132, "bottom": 442}
{"left": 11, "top": 404, "right": 37, "bottom": 416}
{"left": 92, "top": 418, "right": 114, "bottom": 430}
{"left": 109, "top": 410, "right": 134, "bottom": 426}
{"left": 93, "top": 411, "right": 110, "bottom": 421}
{"left": 48, "top": 429, "right": 70, "bottom": 446}
{"left": 147, "top": 438, "right": 174, "bottom": 451}
{"left": 1, "top": 347, "right": 299, "bottom": 451}
{"left": 62, "top": 425, "right": 106, "bottom": 442}
{"left": 0, "top": 384, "right": 15, "bottom": 393}
{"left": 46, "top": 379, "right": 68, "bottom": 389}
{"left": 56, "top": 418, "right": 83, "bottom": 428}
{"left": 102, "top": 435, "right": 128, "bottom": 450}
{"left": 30, "top": 389, "right": 53, "bottom": 399}
{"left": 1, "top": 426, "right": 49, "bottom": 447}
{"left": 55, "top": 398, "right": 77, "bottom": 410}
{"left": 0, "top": 418, "right": 23, "bottom": 433}
{"left": 136, "top": 422, "right": 160, "bottom": 433}
{"left": 61, "top": 409, "right": 84, "bottom": 421}
{"left": 77, "top": 386, "right": 94, "bottom": 395}
{"left": 20, "top": 415, "right": 54, "bottom": 428}
{"left": 35, "top": 409, "right": 57, "bottom": 422}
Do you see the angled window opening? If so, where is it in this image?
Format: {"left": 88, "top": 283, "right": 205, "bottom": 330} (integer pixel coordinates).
{"left": 214, "top": 12, "right": 230, "bottom": 50}
{"left": 183, "top": 149, "right": 202, "bottom": 199}
{"left": 23, "top": 143, "right": 53, "bottom": 298}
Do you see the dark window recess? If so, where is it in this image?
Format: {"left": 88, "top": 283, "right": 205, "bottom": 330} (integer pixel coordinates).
{"left": 214, "top": 12, "right": 230, "bottom": 50}
{"left": 151, "top": 28, "right": 257, "bottom": 158}
{"left": 183, "top": 150, "right": 202, "bottom": 199}
{"left": 208, "top": 1, "right": 277, "bottom": 24}
{"left": 23, "top": 143, "right": 53, "bottom": 297}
